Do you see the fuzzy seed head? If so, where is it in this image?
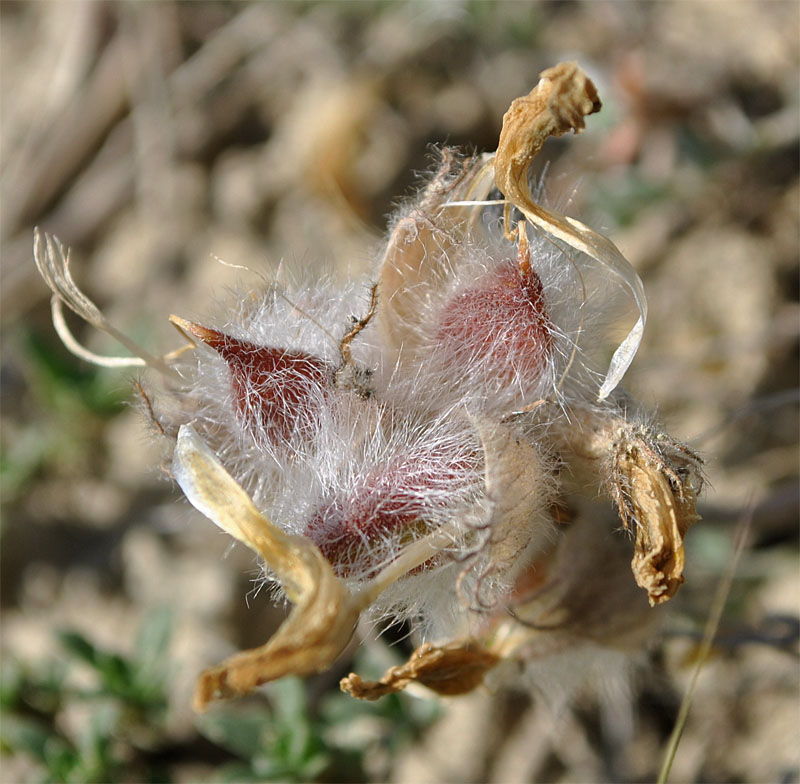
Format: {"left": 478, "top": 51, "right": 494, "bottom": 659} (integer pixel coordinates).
{"left": 34, "top": 64, "right": 704, "bottom": 711}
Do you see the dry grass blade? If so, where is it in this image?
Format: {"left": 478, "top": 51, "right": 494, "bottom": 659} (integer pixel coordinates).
{"left": 657, "top": 510, "right": 751, "bottom": 783}
{"left": 33, "top": 229, "right": 105, "bottom": 327}
{"left": 33, "top": 228, "right": 179, "bottom": 378}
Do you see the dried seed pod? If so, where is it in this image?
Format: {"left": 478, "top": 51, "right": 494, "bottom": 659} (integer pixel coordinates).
{"left": 304, "top": 440, "right": 482, "bottom": 578}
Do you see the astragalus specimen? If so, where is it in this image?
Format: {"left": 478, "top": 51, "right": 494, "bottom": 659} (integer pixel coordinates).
{"left": 35, "top": 62, "right": 702, "bottom": 711}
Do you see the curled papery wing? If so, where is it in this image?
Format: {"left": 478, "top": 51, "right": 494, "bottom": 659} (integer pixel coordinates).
{"left": 493, "top": 62, "right": 647, "bottom": 400}
{"left": 512, "top": 201, "right": 647, "bottom": 400}
{"left": 172, "top": 425, "right": 360, "bottom": 710}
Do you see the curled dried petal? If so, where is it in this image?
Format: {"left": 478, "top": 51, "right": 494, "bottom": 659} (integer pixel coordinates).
{"left": 613, "top": 435, "right": 702, "bottom": 605}
{"left": 493, "top": 63, "right": 647, "bottom": 400}
{"left": 546, "top": 406, "right": 703, "bottom": 605}
{"left": 341, "top": 641, "right": 500, "bottom": 700}
{"left": 494, "top": 62, "right": 601, "bottom": 203}
{"left": 172, "top": 426, "right": 360, "bottom": 710}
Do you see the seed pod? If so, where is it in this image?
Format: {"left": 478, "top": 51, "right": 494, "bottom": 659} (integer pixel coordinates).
{"left": 171, "top": 317, "right": 333, "bottom": 450}
{"left": 433, "top": 245, "right": 552, "bottom": 399}
{"left": 305, "top": 443, "right": 482, "bottom": 577}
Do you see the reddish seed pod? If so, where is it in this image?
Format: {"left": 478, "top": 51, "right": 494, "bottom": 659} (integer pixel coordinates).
{"left": 305, "top": 445, "right": 481, "bottom": 577}
{"left": 177, "top": 320, "right": 333, "bottom": 447}
{"left": 434, "top": 252, "right": 551, "bottom": 394}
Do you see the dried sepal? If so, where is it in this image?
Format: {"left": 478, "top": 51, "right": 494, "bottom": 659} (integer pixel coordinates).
{"left": 611, "top": 431, "right": 702, "bottom": 605}
{"left": 341, "top": 641, "right": 500, "bottom": 701}
{"left": 504, "top": 512, "right": 658, "bottom": 656}
{"left": 333, "top": 281, "right": 378, "bottom": 398}
{"left": 493, "top": 63, "right": 647, "bottom": 400}
{"left": 460, "top": 420, "right": 553, "bottom": 610}
{"left": 376, "top": 151, "right": 494, "bottom": 361}
{"left": 547, "top": 406, "right": 703, "bottom": 605}
{"left": 172, "top": 425, "right": 361, "bottom": 710}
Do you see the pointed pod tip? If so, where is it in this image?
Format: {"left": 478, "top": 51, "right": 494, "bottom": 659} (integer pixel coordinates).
{"left": 169, "top": 315, "right": 224, "bottom": 348}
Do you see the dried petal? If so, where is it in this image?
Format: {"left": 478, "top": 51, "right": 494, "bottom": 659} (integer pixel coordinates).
{"left": 494, "top": 62, "right": 601, "bottom": 203}
{"left": 546, "top": 406, "right": 703, "bottom": 605}
{"left": 172, "top": 426, "right": 360, "bottom": 710}
{"left": 493, "top": 63, "right": 647, "bottom": 400}
{"left": 341, "top": 641, "right": 500, "bottom": 700}
{"left": 615, "top": 447, "right": 701, "bottom": 605}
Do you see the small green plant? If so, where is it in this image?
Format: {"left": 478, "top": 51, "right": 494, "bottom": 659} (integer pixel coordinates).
{"left": 198, "top": 679, "right": 330, "bottom": 783}
{"left": 0, "top": 327, "right": 127, "bottom": 506}
{"left": 2, "top": 611, "right": 440, "bottom": 783}
{"left": 198, "top": 658, "right": 440, "bottom": 783}
{"left": 0, "top": 608, "right": 172, "bottom": 783}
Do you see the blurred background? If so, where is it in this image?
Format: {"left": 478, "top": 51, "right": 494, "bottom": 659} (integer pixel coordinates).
{"left": 1, "top": 2, "right": 798, "bottom": 782}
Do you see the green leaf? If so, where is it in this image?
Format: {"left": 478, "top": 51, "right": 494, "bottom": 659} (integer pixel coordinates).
{"left": 24, "top": 329, "right": 127, "bottom": 418}
{"left": 196, "top": 708, "right": 270, "bottom": 760}
{"left": 0, "top": 714, "right": 57, "bottom": 760}
{"left": 57, "top": 631, "right": 99, "bottom": 666}
{"left": 0, "top": 659, "right": 25, "bottom": 709}
{"left": 134, "top": 608, "right": 173, "bottom": 674}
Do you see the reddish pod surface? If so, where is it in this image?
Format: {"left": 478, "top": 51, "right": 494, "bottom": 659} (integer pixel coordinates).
{"left": 434, "top": 252, "right": 551, "bottom": 394}
{"left": 177, "top": 320, "right": 332, "bottom": 448}
{"left": 305, "top": 446, "right": 481, "bottom": 577}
